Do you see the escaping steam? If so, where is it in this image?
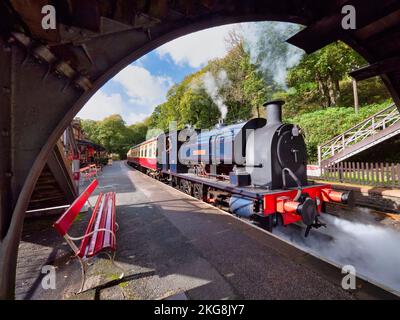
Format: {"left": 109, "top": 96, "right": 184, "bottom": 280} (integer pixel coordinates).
{"left": 276, "top": 214, "right": 400, "bottom": 293}
{"left": 201, "top": 70, "right": 231, "bottom": 121}
{"left": 240, "top": 22, "right": 305, "bottom": 87}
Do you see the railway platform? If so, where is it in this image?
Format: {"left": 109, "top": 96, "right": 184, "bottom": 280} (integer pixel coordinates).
{"left": 15, "top": 162, "right": 396, "bottom": 300}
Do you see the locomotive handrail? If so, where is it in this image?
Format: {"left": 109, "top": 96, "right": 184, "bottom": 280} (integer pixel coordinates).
{"left": 318, "top": 103, "right": 400, "bottom": 165}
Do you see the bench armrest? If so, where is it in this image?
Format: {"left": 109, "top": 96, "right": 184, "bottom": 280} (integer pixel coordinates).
{"left": 67, "top": 228, "right": 116, "bottom": 247}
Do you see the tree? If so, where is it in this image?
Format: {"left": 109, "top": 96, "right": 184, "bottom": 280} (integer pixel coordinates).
{"left": 82, "top": 115, "right": 133, "bottom": 159}
{"left": 287, "top": 41, "right": 365, "bottom": 108}
{"left": 179, "top": 87, "right": 220, "bottom": 129}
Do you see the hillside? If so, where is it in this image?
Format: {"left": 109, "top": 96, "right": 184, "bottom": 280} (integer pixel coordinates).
{"left": 81, "top": 22, "right": 392, "bottom": 160}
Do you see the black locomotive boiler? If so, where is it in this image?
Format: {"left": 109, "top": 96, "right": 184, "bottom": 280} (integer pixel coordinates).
{"left": 128, "top": 101, "right": 354, "bottom": 236}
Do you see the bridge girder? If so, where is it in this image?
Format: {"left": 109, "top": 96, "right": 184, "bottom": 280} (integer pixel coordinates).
{"left": 0, "top": 0, "right": 400, "bottom": 299}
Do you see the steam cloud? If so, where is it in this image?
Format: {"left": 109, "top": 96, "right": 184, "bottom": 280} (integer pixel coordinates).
{"left": 201, "top": 70, "right": 231, "bottom": 121}
{"left": 276, "top": 214, "right": 400, "bottom": 293}
{"left": 240, "top": 22, "right": 305, "bottom": 87}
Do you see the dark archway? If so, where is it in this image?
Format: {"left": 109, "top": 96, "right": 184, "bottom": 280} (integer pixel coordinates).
{"left": 1, "top": 0, "right": 400, "bottom": 299}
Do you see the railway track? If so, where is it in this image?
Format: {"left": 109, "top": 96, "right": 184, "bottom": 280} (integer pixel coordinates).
{"left": 127, "top": 162, "right": 400, "bottom": 299}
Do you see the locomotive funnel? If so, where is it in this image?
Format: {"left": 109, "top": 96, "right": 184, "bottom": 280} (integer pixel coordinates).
{"left": 264, "top": 100, "right": 284, "bottom": 125}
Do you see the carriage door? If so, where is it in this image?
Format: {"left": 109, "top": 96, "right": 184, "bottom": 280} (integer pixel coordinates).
{"left": 163, "top": 136, "right": 171, "bottom": 172}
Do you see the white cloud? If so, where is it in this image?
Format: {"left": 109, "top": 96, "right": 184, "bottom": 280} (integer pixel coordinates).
{"left": 79, "top": 65, "right": 173, "bottom": 125}
{"left": 79, "top": 25, "right": 240, "bottom": 125}
{"left": 125, "top": 112, "right": 149, "bottom": 125}
{"left": 156, "top": 24, "right": 236, "bottom": 68}
{"left": 78, "top": 90, "right": 125, "bottom": 121}
{"left": 78, "top": 90, "right": 153, "bottom": 125}
{"left": 112, "top": 65, "right": 173, "bottom": 110}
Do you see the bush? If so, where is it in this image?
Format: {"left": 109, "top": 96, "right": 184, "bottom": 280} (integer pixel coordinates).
{"left": 97, "top": 157, "right": 109, "bottom": 166}
{"left": 339, "top": 77, "right": 391, "bottom": 106}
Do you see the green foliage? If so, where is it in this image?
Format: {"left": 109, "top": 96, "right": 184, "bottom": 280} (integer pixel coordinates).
{"left": 339, "top": 77, "right": 391, "bottom": 106}
{"left": 79, "top": 23, "right": 393, "bottom": 162}
{"left": 287, "top": 101, "right": 392, "bottom": 162}
{"left": 286, "top": 41, "right": 366, "bottom": 109}
{"left": 97, "top": 157, "right": 109, "bottom": 166}
{"left": 128, "top": 119, "right": 150, "bottom": 145}
{"left": 81, "top": 115, "right": 134, "bottom": 159}
{"left": 179, "top": 87, "right": 221, "bottom": 128}
{"left": 148, "top": 41, "right": 271, "bottom": 130}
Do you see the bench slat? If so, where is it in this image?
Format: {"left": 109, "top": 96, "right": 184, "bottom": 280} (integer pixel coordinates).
{"left": 53, "top": 179, "right": 99, "bottom": 236}
{"left": 103, "top": 194, "right": 114, "bottom": 249}
{"left": 79, "top": 192, "right": 117, "bottom": 258}
{"left": 86, "top": 194, "right": 107, "bottom": 256}
{"left": 90, "top": 193, "right": 110, "bottom": 256}
{"left": 77, "top": 192, "right": 104, "bottom": 258}
{"left": 111, "top": 192, "right": 116, "bottom": 249}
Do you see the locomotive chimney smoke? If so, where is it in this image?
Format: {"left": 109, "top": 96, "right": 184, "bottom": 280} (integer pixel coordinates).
{"left": 201, "top": 70, "right": 231, "bottom": 121}
{"left": 264, "top": 100, "right": 284, "bottom": 125}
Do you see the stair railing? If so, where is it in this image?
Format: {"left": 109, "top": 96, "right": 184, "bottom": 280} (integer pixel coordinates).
{"left": 318, "top": 104, "right": 400, "bottom": 165}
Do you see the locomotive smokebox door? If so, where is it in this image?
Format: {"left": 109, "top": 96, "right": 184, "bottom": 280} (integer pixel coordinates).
{"left": 277, "top": 128, "right": 307, "bottom": 170}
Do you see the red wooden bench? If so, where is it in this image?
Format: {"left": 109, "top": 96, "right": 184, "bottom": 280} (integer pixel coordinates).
{"left": 80, "top": 166, "right": 97, "bottom": 183}
{"left": 53, "top": 179, "right": 123, "bottom": 293}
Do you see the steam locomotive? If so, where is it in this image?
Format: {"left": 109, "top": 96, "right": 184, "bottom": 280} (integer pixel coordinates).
{"left": 127, "top": 101, "right": 353, "bottom": 236}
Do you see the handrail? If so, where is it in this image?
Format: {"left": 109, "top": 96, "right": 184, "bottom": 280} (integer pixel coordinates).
{"left": 318, "top": 104, "right": 400, "bottom": 165}
{"left": 319, "top": 104, "right": 396, "bottom": 147}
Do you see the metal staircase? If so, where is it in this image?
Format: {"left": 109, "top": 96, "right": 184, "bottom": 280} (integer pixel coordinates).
{"left": 318, "top": 104, "right": 400, "bottom": 166}
{"left": 28, "top": 141, "right": 78, "bottom": 213}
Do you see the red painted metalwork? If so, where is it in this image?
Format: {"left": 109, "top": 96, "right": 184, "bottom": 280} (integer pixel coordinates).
{"left": 130, "top": 157, "right": 157, "bottom": 170}
{"left": 321, "top": 188, "right": 345, "bottom": 203}
{"left": 78, "top": 192, "right": 104, "bottom": 258}
{"left": 128, "top": 138, "right": 158, "bottom": 171}
{"left": 263, "top": 185, "right": 332, "bottom": 225}
{"left": 82, "top": 192, "right": 116, "bottom": 257}
{"left": 276, "top": 197, "right": 302, "bottom": 225}
{"left": 53, "top": 179, "right": 117, "bottom": 258}
{"left": 53, "top": 179, "right": 98, "bottom": 236}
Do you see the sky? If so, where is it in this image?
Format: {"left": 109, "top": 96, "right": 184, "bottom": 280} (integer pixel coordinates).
{"left": 78, "top": 24, "right": 239, "bottom": 125}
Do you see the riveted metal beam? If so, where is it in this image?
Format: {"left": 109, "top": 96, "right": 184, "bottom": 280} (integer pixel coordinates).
{"left": 0, "top": 41, "right": 12, "bottom": 241}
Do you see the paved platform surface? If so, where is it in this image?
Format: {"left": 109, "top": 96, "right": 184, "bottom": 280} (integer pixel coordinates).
{"left": 16, "top": 161, "right": 371, "bottom": 300}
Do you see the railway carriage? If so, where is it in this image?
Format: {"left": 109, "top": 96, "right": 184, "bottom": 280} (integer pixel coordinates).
{"left": 127, "top": 137, "right": 158, "bottom": 172}
{"left": 128, "top": 101, "right": 354, "bottom": 236}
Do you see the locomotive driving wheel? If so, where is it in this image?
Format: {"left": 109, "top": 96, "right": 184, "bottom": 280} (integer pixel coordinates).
{"left": 179, "top": 179, "right": 192, "bottom": 195}
{"left": 193, "top": 183, "right": 204, "bottom": 200}
{"left": 171, "top": 176, "right": 179, "bottom": 188}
